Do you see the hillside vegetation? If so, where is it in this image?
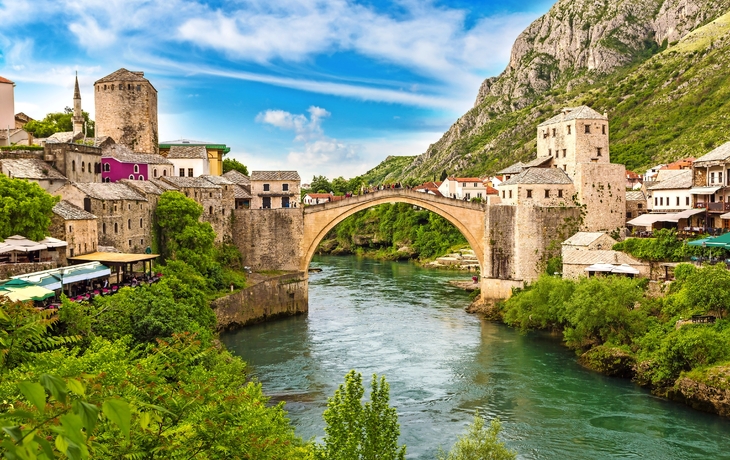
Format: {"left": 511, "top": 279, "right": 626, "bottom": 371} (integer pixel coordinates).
{"left": 362, "top": 3, "right": 730, "bottom": 183}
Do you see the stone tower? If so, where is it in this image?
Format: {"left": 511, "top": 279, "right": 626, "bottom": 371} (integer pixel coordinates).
{"left": 94, "top": 68, "right": 158, "bottom": 154}
{"left": 72, "top": 72, "right": 83, "bottom": 136}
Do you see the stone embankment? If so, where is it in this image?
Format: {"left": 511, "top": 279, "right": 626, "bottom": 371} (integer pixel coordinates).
{"left": 211, "top": 272, "right": 308, "bottom": 331}
{"left": 425, "top": 248, "right": 480, "bottom": 270}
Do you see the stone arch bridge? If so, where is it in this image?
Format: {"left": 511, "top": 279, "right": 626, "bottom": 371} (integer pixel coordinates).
{"left": 301, "top": 189, "right": 487, "bottom": 272}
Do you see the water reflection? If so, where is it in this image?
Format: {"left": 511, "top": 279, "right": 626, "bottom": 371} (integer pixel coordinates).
{"left": 221, "top": 256, "right": 730, "bottom": 459}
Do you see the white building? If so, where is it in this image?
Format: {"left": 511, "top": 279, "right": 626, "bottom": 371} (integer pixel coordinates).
{"left": 167, "top": 145, "right": 209, "bottom": 178}
{"left": 437, "top": 177, "right": 487, "bottom": 200}
{"left": 647, "top": 169, "right": 693, "bottom": 212}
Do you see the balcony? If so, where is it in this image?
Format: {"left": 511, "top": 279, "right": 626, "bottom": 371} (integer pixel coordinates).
{"left": 694, "top": 202, "right": 730, "bottom": 212}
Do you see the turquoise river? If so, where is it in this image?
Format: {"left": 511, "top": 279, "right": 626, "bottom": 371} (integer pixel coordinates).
{"left": 221, "top": 256, "right": 730, "bottom": 459}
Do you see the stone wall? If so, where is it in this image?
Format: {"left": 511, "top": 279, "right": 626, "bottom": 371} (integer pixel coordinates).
{"left": 95, "top": 80, "right": 158, "bottom": 154}
{"left": 232, "top": 208, "right": 304, "bottom": 271}
{"left": 575, "top": 162, "right": 626, "bottom": 232}
{"left": 45, "top": 143, "right": 102, "bottom": 183}
{"left": 49, "top": 214, "right": 98, "bottom": 259}
{"left": 211, "top": 272, "right": 308, "bottom": 330}
{"left": 0, "top": 262, "right": 56, "bottom": 280}
{"left": 484, "top": 204, "right": 516, "bottom": 280}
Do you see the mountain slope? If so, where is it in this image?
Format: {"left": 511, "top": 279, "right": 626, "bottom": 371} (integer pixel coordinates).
{"left": 378, "top": 0, "right": 730, "bottom": 182}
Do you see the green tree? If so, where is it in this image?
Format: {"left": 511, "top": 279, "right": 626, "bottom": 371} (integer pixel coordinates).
{"left": 0, "top": 175, "right": 59, "bottom": 241}
{"left": 437, "top": 413, "right": 516, "bottom": 460}
{"left": 24, "top": 107, "right": 95, "bottom": 138}
{"left": 310, "top": 175, "right": 332, "bottom": 193}
{"left": 682, "top": 264, "right": 730, "bottom": 318}
{"left": 315, "top": 370, "right": 406, "bottom": 460}
{"left": 222, "top": 158, "right": 249, "bottom": 175}
{"left": 331, "top": 176, "right": 349, "bottom": 195}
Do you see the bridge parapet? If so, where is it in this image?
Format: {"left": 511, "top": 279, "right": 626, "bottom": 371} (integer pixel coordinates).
{"left": 304, "top": 189, "right": 489, "bottom": 213}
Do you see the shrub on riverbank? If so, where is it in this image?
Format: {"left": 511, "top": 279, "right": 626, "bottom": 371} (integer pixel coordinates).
{"left": 500, "top": 268, "right": 730, "bottom": 409}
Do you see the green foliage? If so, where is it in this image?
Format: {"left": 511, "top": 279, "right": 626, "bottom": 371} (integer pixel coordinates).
{"left": 613, "top": 229, "right": 725, "bottom": 262}
{"left": 24, "top": 107, "right": 95, "bottom": 138}
{"left": 310, "top": 175, "right": 333, "bottom": 193}
{"left": 222, "top": 157, "right": 249, "bottom": 175}
{"left": 0, "top": 175, "right": 60, "bottom": 241}
{"left": 437, "top": 413, "right": 516, "bottom": 460}
{"left": 321, "top": 203, "right": 467, "bottom": 261}
{"left": 314, "top": 370, "right": 406, "bottom": 460}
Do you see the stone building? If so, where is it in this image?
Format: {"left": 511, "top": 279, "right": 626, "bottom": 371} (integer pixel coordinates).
{"left": 0, "top": 75, "right": 15, "bottom": 133}
{"left": 166, "top": 145, "right": 209, "bottom": 177}
{"left": 647, "top": 169, "right": 693, "bottom": 213}
{"left": 160, "top": 176, "right": 234, "bottom": 242}
{"left": 94, "top": 69, "right": 158, "bottom": 154}
{"left": 119, "top": 179, "right": 168, "bottom": 233}
{"left": 690, "top": 141, "right": 730, "bottom": 229}
{"left": 44, "top": 143, "right": 102, "bottom": 183}
{"left": 50, "top": 200, "right": 98, "bottom": 261}
{"left": 159, "top": 140, "right": 230, "bottom": 176}
{"left": 250, "top": 171, "right": 300, "bottom": 209}
{"left": 0, "top": 158, "right": 67, "bottom": 193}
{"left": 561, "top": 249, "right": 649, "bottom": 280}
{"left": 496, "top": 168, "right": 575, "bottom": 207}
{"left": 102, "top": 144, "right": 173, "bottom": 182}
{"left": 222, "top": 169, "right": 252, "bottom": 209}
{"left": 625, "top": 191, "right": 647, "bottom": 221}
{"left": 56, "top": 182, "right": 151, "bottom": 252}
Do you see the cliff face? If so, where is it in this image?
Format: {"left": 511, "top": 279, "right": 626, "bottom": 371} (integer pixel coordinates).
{"left": 397, "top": 0, "right": 730, "bottom": 181}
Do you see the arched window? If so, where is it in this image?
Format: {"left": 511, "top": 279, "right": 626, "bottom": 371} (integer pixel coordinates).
{"left": 111, "top": 84, "right": 115, "bottom": 90}
{"left": 129, "top": 174, "right": 134, "bottom": 180}
{"left": 153, "top": 168, "right": 158, "bottom": 178}
{"left": 72, "top": 160, "right": 76, "bottom": 172}
{"left": 81, "top": 162, "right": 85, "bottom": 173}
{"left": 102, "top": 223, "right": 106, "bottom": 234}
{"left": 209, "top": 206, "right": 213, "bottom": 214}
{"left": 139, "top": 218, "right": 143, "bottom": 228}
{"left": 163, "top": 169, "right": 167, "bottom": 176}
{"left": 103, "top": 84, "right": 107, "bottom": 90}
{"left": 133, "top": 164, "right": 139, "bottom": 173}
{"left": 114, "top": 223, "right": 118, "bottom": 233}
{"left": 127, "top": 219, "right": 131, "bottom": 229}
{"left": 139, "top": 175, "right": 144, "bottom": 180}
{"left": 104, "top": 163, "right": 110, "bottom": 172}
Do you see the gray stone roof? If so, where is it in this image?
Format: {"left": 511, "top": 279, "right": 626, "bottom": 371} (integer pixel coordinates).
{"left": 562, "top": 232, "right": 615, "bottom": 247}
{"left": 46, "top": 132, "right": 78, "bottom": 143}
{"left": 161, "top": 176, "right": 221, "bottom": 189}
{"left": 73, "top": 182, "right": 147, "bottom": 201}
{"left": 499, "top": 167, "right": 573, "bottom": 185}
{"left": 160, "top": 139, "right": 216, "bottom": 145}
{"left": 95, "top": 68, "right": 149, "bottom": 84}
{"left": 0, "top": 158, "right": 66, "bottom": 180}
{"left": 233, "top": 184, "right": 252, "bottom": 199}
{"left": 626, "top": 191, "right": 646, "bottom": 201}
{"left": 104, "top": 144, "right": 171, "bottom": 164}
{"left": 200, "top": 175, "right": 234, "bottom": 186}
{"left": 496, "top": 162, "right": 525, "bottom": 175}
{"left": 538, "top": 106, "right": 607, "bottom": 127}
{"left": 693, "top": 141, "right": 730, "bottom": 165}
{"left": 251, "top": 171, "right": 300, "bottom": 181}
{"left": 647, "top": 169, "right": 692, "bottom": 190}
{"left": 523, "top": 156, "right": 553, "bottom": 168}
{"left": 149, "top": 179, "right": 179, "bottom": 191}
{"left": 119, "top": 179, "right": 165, "bottom": 196}
{"left": 167, "top": 145, "right": 208, "bottom": 159}
{"left": 562, "top": 249, "right": 645, "bottom": 266}
{"left": 222, "top": 169, "right": 251, "bottom": 186}
{"left": 52, "top": 200, "right": 96, "bottom": 220}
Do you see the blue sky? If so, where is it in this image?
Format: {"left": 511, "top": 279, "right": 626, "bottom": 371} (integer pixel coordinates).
{"left": 0, "top": 0, "right": 553, "bottom": 182}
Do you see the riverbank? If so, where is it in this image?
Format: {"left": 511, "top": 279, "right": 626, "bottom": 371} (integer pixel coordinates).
{"left": 471, "top": 270, "right": 730, "bottom": 418}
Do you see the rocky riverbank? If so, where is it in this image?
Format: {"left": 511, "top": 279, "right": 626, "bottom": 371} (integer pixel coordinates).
{"left": 423, "top": 248, "right": 480, "bottom": 270}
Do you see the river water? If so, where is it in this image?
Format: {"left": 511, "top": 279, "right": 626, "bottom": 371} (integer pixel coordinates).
{"left": 221, "top": 256, "right": 730, "bottom": 459}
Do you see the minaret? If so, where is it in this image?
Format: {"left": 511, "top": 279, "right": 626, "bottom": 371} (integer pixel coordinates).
{"left": 72, "top": 72, "right": 83, "bottom": 136}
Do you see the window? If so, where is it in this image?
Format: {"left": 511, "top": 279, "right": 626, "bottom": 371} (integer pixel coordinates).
{"left": 654, "top": 197, "right": 658, "bottom": 206}
{"left": 127, "top": 219, "right": 131, "bottom": 229}
{"left": 552, "top": 128, "right": 556, "bottom": 137}
{"left": 111, "top": 84, "right": 115, "bottom": 90}
{"left": 596, "top": 147, "right": 602, "bottom": 157}
{"left": 163, "top": 169, "right": 167, "bottom": 176}
{"left": 153, "top": 168, "right": 158, "bottom": 178}
{"left": 102, "top": 223, "right": 106, "bottom": 234}
{"left": 82, "top": 162, "right": 85, "bottom": 173}
{"left": 562, "top": 165, "right": 567, "bottom": 171}
{"left": 68, "top": 225, "right": 73, "bottom": 233}
{"left": 209, "top": 206, "right": 213, "bottom": 214}
{"left": 685, "top": 197, "right": 689, "bottom": 206}
{"left": 129, "top": 174, "right": 134, "bottom": 179}
{"left": 584, "top": 124, "right": 591, "bottom": 134}
{"left": 502, "top": 191, "right": 505, "bottom": 198}
{"left": 104, "top": 163, "right": 110, "bottom": 172}
{"left": 103, "top": 84, "right": 107, "bottom": 90}
{"left": 558, "top": 189, "right": 563, "bottom": 198}
{"left": 114, "top": 223, "right": 118, "bottom": 233}
{"left": 282, "top": 197, "right": 291, "bottom": 208}
{"left": 128, "top": 204, "right": 131, "bottom": 210}
{"left": 283, "top": 183, "right": 289, "bottom": 191}
{"left": 128, "top": 240, "right": 132, "bottom": 247}
{"left": 660, "top": 197, "right": 664, "bottom": 206}
{"left": 222, "top": 208, "right": 225, "bottom": 215}
{"left": 188, "top": 168, "right": 193, "bottom": 177}
{"left": 545, "top": 189, "right": 550, "bottom": 198}
{"left": 264, "top": 184, "right": 270, "bottom": 191}
{"left": 139, "top": 218, "right": 143, "bottom": 228}
{"left": 543, "top": 130, "right": 548, "bottom": 139}
{"left": 548, "top": 149, "right": 552, "bottom": 156}
{"left": 720, "top": 172, "right": 724, "bottom": 184}
{"left": 509, "top": 190, "right": 513, "bottom": 199}
{"left": 134, "top": 164, "right": 139, "bottom": 173}
{"left": 562, "top": 149, "right": 566, "bottom": 158}
{"left": 140, "top": 239, "right": 144, "bottom": 245}
{"left": 209, "top": 192, "right": 212, "bottom": 198}
{"left": 711, "top": 172, "right": 715, "bottom": 183}
{"left": 180, "top": 169, "right": 185, "bottom": 177}
{"left": 602, "top": 125, "right": 606, "bottom": 135}
{"left": 567, "top": 125, "right": 571, "bottom": 134}
{"left": 136, "top": 85, "right": 141, "bottom": 91}
{"left": 676, "top": 197, "right": 680, "bottom": 206}
{"left": 639, "top": 203, "right": 643, "bottom": 209}
{"left": 139, "top": 175, "right": 143, "bottom": 180}
{"left": 526, "top": 189, "right": 532, "bottom": 198}
{"left": 72, "top": 160, "right": 76, "bottom": 172}
{"left": 114, "top": 204, "right": 118, "bottom": 211}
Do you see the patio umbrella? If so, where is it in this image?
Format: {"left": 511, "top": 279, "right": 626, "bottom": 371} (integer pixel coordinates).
{"left": 687, "top": 237, "right": 714, "bottom": 246}
{"left": 0, "top": 285, "right": 55, "bottom": 302}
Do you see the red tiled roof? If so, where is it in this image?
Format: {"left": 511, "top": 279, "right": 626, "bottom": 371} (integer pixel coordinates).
{"left": 486, "top": 186, "right": 498, "bottom": 195}
{"left": 455, "top": 177, "right": 482, "bottom": 182}
{"left": 662, "top": 158, "right": 695, "bottom": 170}
{"left": 626, "top": 170, "right": 641, "bottom": 179}
{"left": 0, "top": 76, "right": 14, "bottom": 84}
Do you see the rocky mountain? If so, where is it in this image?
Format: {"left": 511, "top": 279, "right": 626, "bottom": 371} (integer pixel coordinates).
{"left": 377, "top": 0, "right": 730, "bottom": 182}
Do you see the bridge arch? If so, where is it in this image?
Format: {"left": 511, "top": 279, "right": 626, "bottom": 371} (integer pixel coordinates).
{"left": 301, "top": 190, "right": 486, "bottom": 272}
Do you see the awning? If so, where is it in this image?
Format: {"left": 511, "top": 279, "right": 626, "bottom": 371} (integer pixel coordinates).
{"left": 11, "top": 262, "right": 111, "bottom": 289}
{"left": 687, "top": 237, "right": 714, "bottom": 247}
{"left": 672, "top": 208, "right": 706, "bottom": 219}
{"left": 0, "top": 235, "right": 47, "bottom": 252}
{"left": 626, "top": 213, "right": 674, "bottom": 226}
{"left": 690, "top": 186, "right": 722, "bottom": 195}
{"left": 68, "top": 252, "right": 159, "bottom": 265}
{"left": 38, "top": 237, "right": 68, "bottom": 248}
{"left": 0, "top": 284, "right": 55, "bottom": 302}
{"left": 585, "top": 263, "right": 616, "bottom": 272}
{"left": 585, "top": 263, "right": 640, "bottom": 275}
{"left": 721, "top": 212, "right": 730, "bottom": 220}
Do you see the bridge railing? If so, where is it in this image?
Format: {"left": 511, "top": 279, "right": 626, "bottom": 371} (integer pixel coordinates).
{"left": 303, "top": 188, "right": 491, "bottom": 212}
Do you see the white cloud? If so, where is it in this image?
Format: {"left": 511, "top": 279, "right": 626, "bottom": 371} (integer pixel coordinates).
{"left": 256, "top": 106, "right": 329, "bottom": 141}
